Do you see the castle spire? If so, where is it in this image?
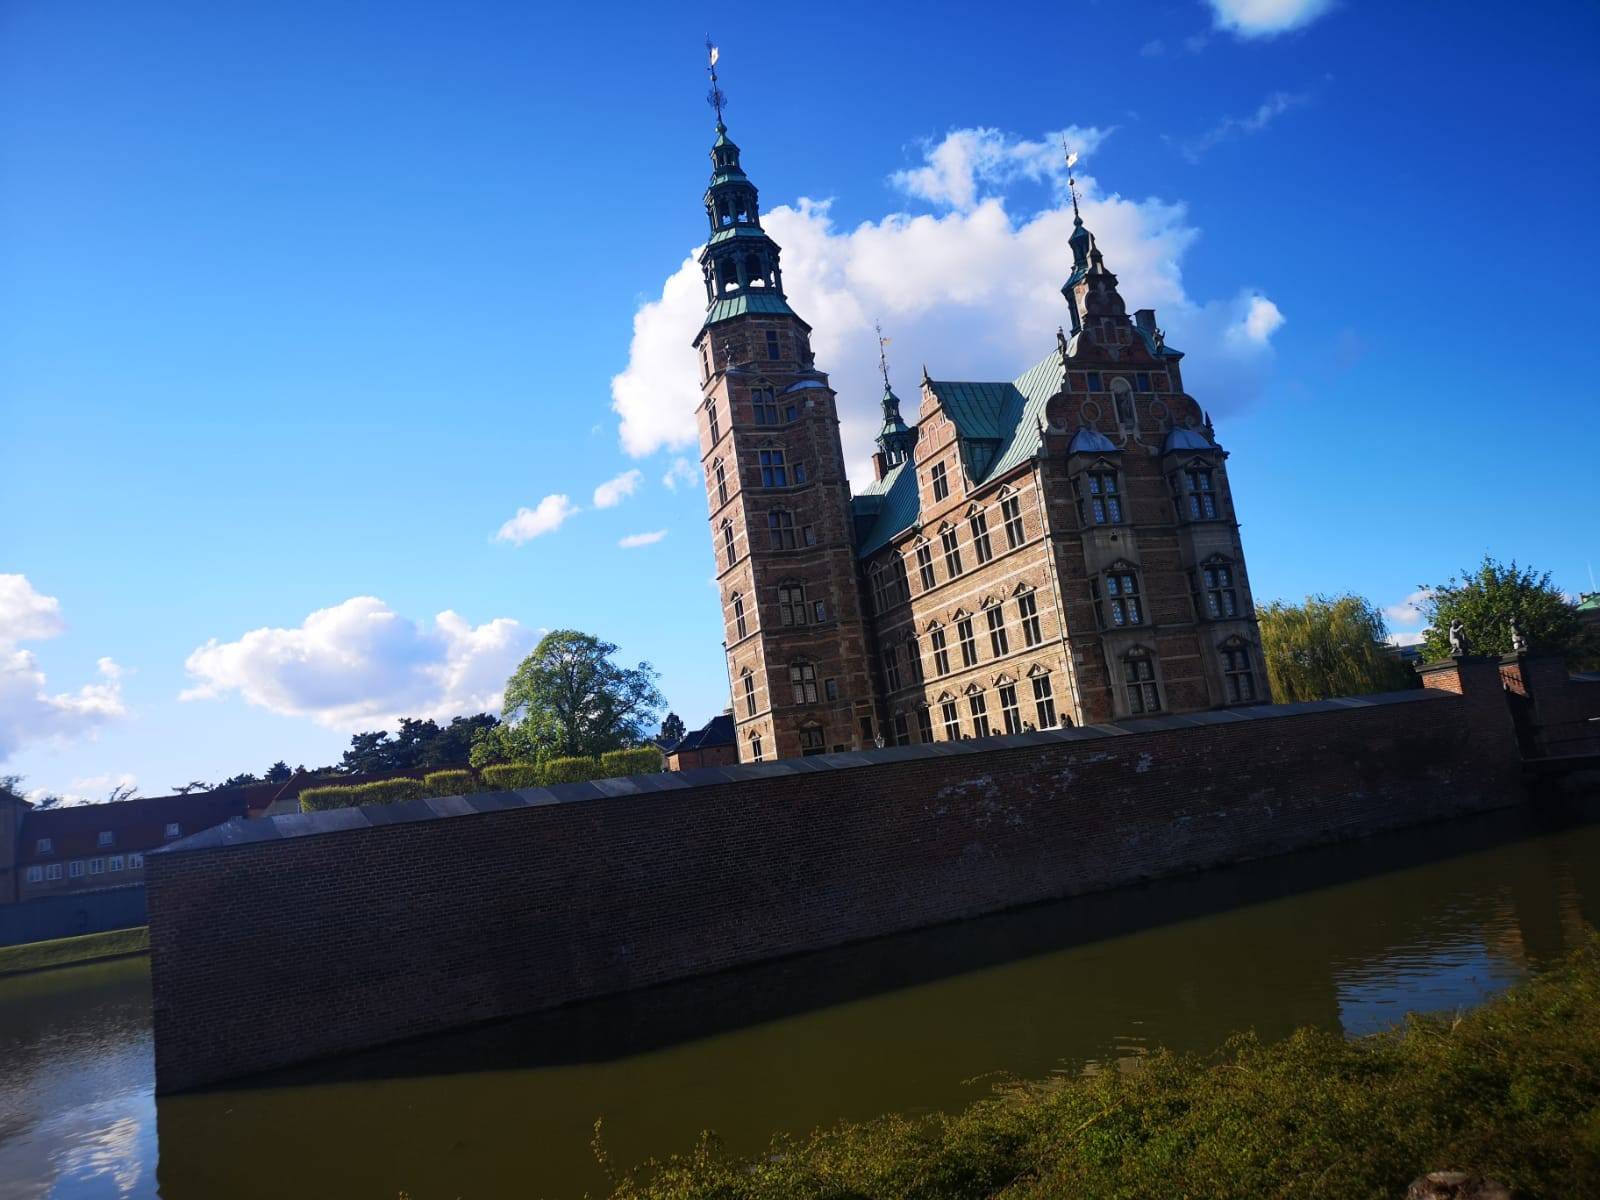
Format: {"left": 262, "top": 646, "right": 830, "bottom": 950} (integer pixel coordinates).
{"left": 1057, "top": 146, "right": 1127, "bottom": 335}
{"left": 874, "top": 321, "right": 917, "bottom": 469}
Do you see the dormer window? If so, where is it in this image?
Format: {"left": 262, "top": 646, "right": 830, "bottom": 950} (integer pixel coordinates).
{"left": 36, "top": 837, "right": 52, "bottom": 855}
{"left": 165, "top": 822, "right": 182, "bottom": 839}
{"left": 1181, "top": 466, "right": 1218, "bottom": 519}
{"left": 930, "top": 461, "right": 949, "bottom": 502}
{"left": 97, "top": 831, "right": 114, "bottom": 848}
{"left": 1077, "top": 468, "right": 1122, "bottom": 525}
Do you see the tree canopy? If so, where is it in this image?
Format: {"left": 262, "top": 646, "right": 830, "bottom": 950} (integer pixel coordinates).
{"left": 660, "top": 712, "right": 687, "bottom": 746}
{"left": 1257, "top": 594, "right": 1413, "bottom": 702}
{"left": 473, "top": 630, "right": 665, "bottom": 765}
{"left": 1417, "top": 556, "right": 1593, "bottom": 662}
{"left": 340, "top": 714, "right": 499, "bottom": 774}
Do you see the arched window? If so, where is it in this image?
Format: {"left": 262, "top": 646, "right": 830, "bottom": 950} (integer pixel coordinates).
{"left": 721, "top": 520, "right": 736, "bottom": 567}
{"left": 789, "top": 661, "right": 819, "bottom": 704}
{"left": 777, "top": 582, "right": 808, "bottom": 626}
{"left": 1122, "top": 649, "right": 1162, "bottom": 714}
{"left": 768, "top": 509, "right": 796, "bottom": 550}
{"left": 732, "top": 592, "right": 747, "bottom": 639}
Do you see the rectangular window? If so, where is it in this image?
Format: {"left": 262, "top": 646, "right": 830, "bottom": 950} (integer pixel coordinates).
{"left": 941, "top": 700, "right": 961, "bottom": 740}
{"left": 1136, "top": 372, "right": 1151, "bottom": 391}
{"left": 1223, "top": 646, "right": 1257, "bottom": 703}
{"left": 733, "top": 595, "right": 747, "bottom": 639}
{"left": 1032, "top": 675, "right": 1058, "bottom": 729}
{"left": 69, "top": 860, "right": 84, "bottom": 878}
{"left": 25, "top": 866, "right": 42, "bottom": 884}
{"left": 882, "top": 645, "right": 902, "bottom": 691}
{"left": 790, "top": 662, "right": 819, "bottom": 704}
{"left": 89, "top": 858, "right": 104, "bottom": 875}
{"left": 1018, "top": 591, "right": 1042, "bottom": 647}
{"left": 109, "top": 855, "right": 124, "bottom": 872}
{"left": 825, "top": 677, "right": 839, "bottom": 701}
{"left": 859, "top": 716, "right": 875, "bottom": 744}
{"left": 1001, "top": 495, "right": 1025, "bottom": 548}
{"left": 871, "top": 567, "right": 892, "bottom": 614}
{"left": 784, "top": 403, "right": 798, "bottom": 422}
{"left": 907, "top": 637, "right": 923, "bottom": 683}
{"left": 751, "top": 735, "right": 764, "bottom": 763}
{"left": 957, "top": 617, "right": 977, "bottom": 667}
{"left": 813, "top": 599, "right": 827, "bottom": 623}
{"left": 708, "top": 403, "right": 721, "bottom": 443}
{"left": 722, "top": 521, "right": 737, "bottom": 566}
{"left": 1087, "top": 371, "right": 1102, "bottom": 392}
{"left": 744, "top": 673, "right": 757, "bottom": 717}
{"left": 752, "top": 385, "right": 779, "bottom": 425}
{"left": 793, "top": 460, "right": 807, "bottom": 485}
{"left": 46, "top": 863, "right": 62, "bottom": 881}
{"left": 1080, "top": 470, "right": 1122, "bottom": 525}
{"left": 916, "top": 544, "right": 936, "bottom": 590}
{"left": 931, "top": 461, "right": 949, "bottom": 502}
{"left": 1183, "top": 468, "right": 1218, "bottom": 519}
{"left": 802, "top": 524, "right": 816, "bottom": 546}
{"left": 800, "top": 728, "right": 826, "bottom": 755}
{"left": 986, "top": 605, "right": 1009, "bottom": 656}
{"left": 36, "top": 837, "right": 52, "bottom": 855}
{"left": 758, "top": 449, "right": 787, "bottom": 487}
{"left": 778, "top": 585, "right": 809, "bottom": 626}
{"left": 768, "top": 510, "right": 796, "bottom": 550}
{"left": 1203, "top": 564, "right": 1239, "bottom": 618}
{"left": 1103, "top": 572, "right": 1144, "bottom": 627}
{"left": 931, "top": 628, "right": 950, "bottom": 676}
{"left": 969, "top": 511, "right": 993, "bottom": 563}
{"left": 1124, "top": 655, "right": 1161, "bottom": 713}
{"left": 941, "top": 527, "right": 963, "bottom": 576}
{"left": 893, "top": 713, "right": 910, "bottom": 746}
{"left": 128, "top": 853, "right": 143, "bottom": 869}
{"left": 916, "top": 706, "right": 934, "bottom": 743}
{"left": 97, "top": 831, "right": 114, "bottom": 847}
{"left": 968, "top": 691, "right": 991, "bottom": 737}
{"left": 766, "top": 330, "right": 782, "bottom": 360}
{"left": 714, "top": 460, "right": 728, "bottom": 505}
{"left": 999, "top": 684, "right": 1022, "bottom": 735}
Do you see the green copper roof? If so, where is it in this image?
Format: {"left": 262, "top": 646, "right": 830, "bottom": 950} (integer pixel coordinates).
{"left": 1578, "top": 593, "right": 1600, "bottom": 612}
{"left": 702, "top": 292, "right": 796, "bottom": 327}
{"left": 852, "top": 460, "right": 918, "bottom": 559}
{"left": 708, "top": 171, "right": 749, "bottom": 188}
{"left": 707, "top": 226, "right": 770, "bottom": 245}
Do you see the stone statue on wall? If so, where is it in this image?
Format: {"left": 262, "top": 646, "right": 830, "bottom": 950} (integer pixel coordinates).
{"left": 1448, "top": 619, "right": 1471, "bottom": 657}
{"left": 1510, "top": 618, "right": 1528, "bottom": 654}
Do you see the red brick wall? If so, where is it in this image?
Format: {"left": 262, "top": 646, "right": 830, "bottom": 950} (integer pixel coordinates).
{"left": 148, "top": 686, "right": 1522, "bottom": 1093}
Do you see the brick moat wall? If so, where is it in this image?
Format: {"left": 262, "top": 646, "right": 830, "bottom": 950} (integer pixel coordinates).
{"left": 150, "top": 663, "right": 1522, "bottom": 1092}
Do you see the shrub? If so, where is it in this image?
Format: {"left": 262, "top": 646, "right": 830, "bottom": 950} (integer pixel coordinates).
{"left": 600, "top": 746, "right": 664, "bottom": 777}
{"left": 481, "top": 762, "right": 545, "bottom": 790}
{"left": 423, "top": 769, "right": 476, "bottom": 798}
{"left": 542, "top": 756, "right": 601, "bottom": 785}
{"left": 299, "top": 777, "right": 425, "bottom": 813}
{"left": 299, "top": 785, "right": 358, "bottom": 812}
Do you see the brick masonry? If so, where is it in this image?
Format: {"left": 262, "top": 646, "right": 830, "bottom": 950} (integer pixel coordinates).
{"left": 149, "top": 669, "right": 1523, "bottom": 1093}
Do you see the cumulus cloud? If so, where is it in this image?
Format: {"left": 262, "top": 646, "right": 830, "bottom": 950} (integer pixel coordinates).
{"left": 592, "top": 469, "right": 642, "bottom": 509}
{"left": 611, "top": 128, "right": 1287, "bottom": 476}
{"left": 661, "top": 457, "right": 699, "bottom": 491}
{"left": 35, "top": 772, "right": 141, "bottom": 807}
{"left": 494, "top": 494, "right": 580, "bottom": 545}
{"left": 1208, "top": 0, "right": 1335, "bottom": 38}
{"left": 0, "top": 575, "right": 126, "bottom": 761}
{"left": 1180, "top": 91, "right": 1309, "bottom": 162}
{"left": 1387, "top": 629, "right": 1426, "bottom": 648}
{"left": 181, "top": 597, "right": 535, "bottom": 730}
{"left": 618, "top": 530, "right": 668, "bottom": 549}
{"left": 1384, "top": 588, "right": 1434, "bottom": 629}
{"left": 889, "top": 125, "right": 1111, "bottom": 212}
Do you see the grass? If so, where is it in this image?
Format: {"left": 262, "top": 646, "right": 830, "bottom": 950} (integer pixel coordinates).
{"left": 0, "top": 925, "right": 149, "bottom": 977}
{"left": 603, "top": 937, "right": 1600, "bottom": 1200}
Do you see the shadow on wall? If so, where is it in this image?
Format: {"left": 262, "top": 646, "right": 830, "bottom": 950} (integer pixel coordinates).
{"left": 216, "top": 794, "right": 1599, "bottom": 1093}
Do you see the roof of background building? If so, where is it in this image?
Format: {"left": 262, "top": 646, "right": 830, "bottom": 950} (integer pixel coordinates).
{"left": 669, "top": 713, "right": 735, "bottom": 754}
{"left": 18, "top": 791, "right": 252, "bottom": 864}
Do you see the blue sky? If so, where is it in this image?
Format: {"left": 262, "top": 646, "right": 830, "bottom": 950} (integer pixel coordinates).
{"left": 3, "top": 0, "right": 1597, "bottom": 800}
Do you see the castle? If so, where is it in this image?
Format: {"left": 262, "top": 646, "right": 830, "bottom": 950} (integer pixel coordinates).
{"left": 692, "top": 102, "right": 1268, "bottom": 763}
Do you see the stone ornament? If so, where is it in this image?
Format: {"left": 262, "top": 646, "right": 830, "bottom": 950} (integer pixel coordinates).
{"left": 1510, "top": 618, "right": 1528, "bottom": 654}
{"left": 1449, "top": 619, "right": 1471, "bottom": 657}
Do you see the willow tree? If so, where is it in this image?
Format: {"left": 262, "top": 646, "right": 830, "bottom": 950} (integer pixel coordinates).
{"left": 1257, "top": 594, "right": 1413, "bottom": 702}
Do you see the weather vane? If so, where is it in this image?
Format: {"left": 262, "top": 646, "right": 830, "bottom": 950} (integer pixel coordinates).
{"left": 876, "top": 320, "right": 893, "bottom": 390}
{"left": 1061, "top": 137, "right": 1082, "bottom": 222}
{"left": 705, "top": 37, "right": 726, "bottom": 127}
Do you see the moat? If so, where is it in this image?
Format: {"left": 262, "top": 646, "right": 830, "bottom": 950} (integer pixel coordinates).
{"left": 2, "top": 800, "right": 1596, "bottom": 1200}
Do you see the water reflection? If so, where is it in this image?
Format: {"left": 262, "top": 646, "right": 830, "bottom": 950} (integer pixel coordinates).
{"left": 2, "top": 801, "right": 1596, "bottom": 1200}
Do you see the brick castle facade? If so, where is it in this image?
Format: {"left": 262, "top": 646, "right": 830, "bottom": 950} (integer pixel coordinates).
{"left": 693, "top": 111, "right": 1268, "bottom": 763}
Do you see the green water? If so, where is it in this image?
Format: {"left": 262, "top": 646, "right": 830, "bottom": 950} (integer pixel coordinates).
{"left": 2, "top": 802, "right": 1597, "bottom": 1199}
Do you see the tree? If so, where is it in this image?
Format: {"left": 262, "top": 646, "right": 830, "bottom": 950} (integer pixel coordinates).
{"left": 660, "top": 712, "right": 687, "bottom": 746}
{"left": 171, "top": 780, "right": 213, "bottom": 795}
{"left": 340, "top": 713, "right": 498, "bottom": 773}
{"left": 1418, "top": 556, "right": 1594, "bottom": 662}
{"left": 222, "top": 773, "right": 261, "bottom": 788}
{"left": 264, "top": 761, "right": 293, "bottom": 783}
{"left": 106, "top": 782, "right": 138, "bottom": 803}
{"left": 1258, "top": 594, "right": 1413, "bottom": 702}
{"left": 492, "top": 630, "right": 665, "bottom": 762}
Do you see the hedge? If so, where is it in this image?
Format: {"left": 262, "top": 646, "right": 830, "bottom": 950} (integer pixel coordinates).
{"left": 542, "top": 755, "right": 602, "bottom": 784}
{"left": 481, "top": 763, "right": 544, "bottom": 790}
{"left": 600, "top": 746, "right": 664, "bottom": 776}
{"left": 299, "top": 777, "right": 426, "bottom": 812}
{"left": 423, "top": 769, "right": 476, "bottom": 798}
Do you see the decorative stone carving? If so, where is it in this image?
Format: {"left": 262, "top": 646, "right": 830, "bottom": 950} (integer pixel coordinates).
{"left": 1510, "top": 618, "right": 1528, "bottom": 654}
{"left": 1449, "top": 620, "right": 1471, "bottom": 657}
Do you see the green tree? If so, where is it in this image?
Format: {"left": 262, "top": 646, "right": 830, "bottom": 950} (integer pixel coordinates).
{"left": 1258, "top": 594, "right": 1413, "bottom": 702}
{"left": 1418, "top": 556, "right": 1593, "bottom": 662}
{"left": 222, "top": 772, "right": 261, "bottom": 788}
{"left": 659, "top": 711, "right": 687, "bottom": 746}
{"left": 263, "top": 761, "right": 293, "bottom": 783}
{"left": 495, "top": 630, "right": 665, "bottom": 762}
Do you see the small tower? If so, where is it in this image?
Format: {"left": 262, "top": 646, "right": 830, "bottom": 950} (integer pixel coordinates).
{"left": 692, "top": 44, "right": 877, "bottom": 761}
{"left": 872, "top": 323, "right": 918, "bottom": 478}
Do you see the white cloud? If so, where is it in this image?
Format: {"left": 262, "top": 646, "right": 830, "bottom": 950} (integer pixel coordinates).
{"left": 1387, "top": 630, "right": 1426, "bottom": 648}
{"left": 1180, "top": 91, "right": 1309, "bottom": 162}
{"left": 1384, "top": 588, "right": 1434, "bottom": 628}
{"left": 661, "top": 457, "right": 699, "bottom": 491}
{"left": 0, "top": 575, "right": 126, "bottom": 761}
{"left": 494, "top": 494, "right": 579, "bottom": 545}
{"left": 611, "top": 128, "right": 1287, "bottom": 476}
{"left": 592, "top": 469, "right": 642, "bottom": 509}
{"left": 181, "top": 597, "right": 535, "bottom": 730}
{"left": 889, "top": 125, "right": 1111, "bottom": 212}
{"left": 618, "top": 530, "right": 668, "bottom": 549}
{"left": 1208, "top": 0, "right": 1335, "bottom": 37}
{"left": 33, "top": 772, "right": 141, "bottom": 807}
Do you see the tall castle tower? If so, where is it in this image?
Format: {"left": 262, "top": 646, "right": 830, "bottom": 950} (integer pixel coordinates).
{"left": 692, "top": 57, "right": 876, "bottom": 762}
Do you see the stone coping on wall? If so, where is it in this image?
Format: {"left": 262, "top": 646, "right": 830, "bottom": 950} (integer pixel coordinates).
{"left": 156, "top": 688, "right": 1452, "bottom": 856}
